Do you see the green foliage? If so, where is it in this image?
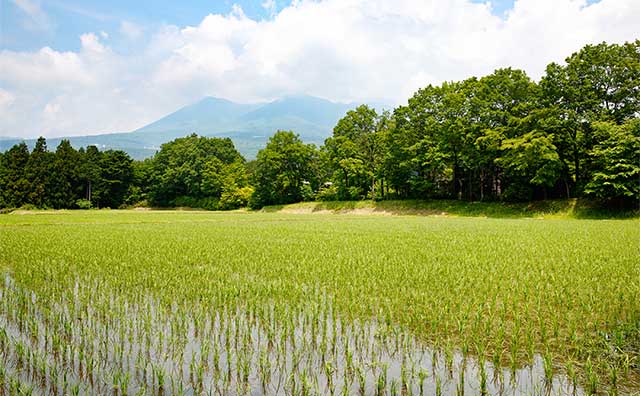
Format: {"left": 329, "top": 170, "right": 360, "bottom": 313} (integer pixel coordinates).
{"left": 299, "top": 183, "right": 315, "bottom": 202}
{"left": 497, "top": 131, "right": 563, "bottom": 200}
{"left": 97, "top": 150, "right": 135, "bottom": 208}
{"left": 380, "top": 69, "right": 539, "bottom": 201}
{"left": 75, "top": 199, "right": 92, "bottom": 209}
{"left": 26, "top": 137, "right": 54, "bottom": 208}
{"left": 148, "top": 134, "right": 246, "bottom": 207}
{"left": 540, "top": 40, "right": 640, "bottom": 193}
{"left": 250, "top": 131, "right": 319, "bottom": 208}
{"left": 315, "top": 183, "right": 339, "bottom": 201}
{"left": 219, "top": 186, "right": 254, "bottom": 210}
{"left": 0, "top": 139, "right": 135, "bottom": 209}
{"left": 49, "top": 140, "right": 80, "bottom": 209}
{"left": 0, "top": 142, "right": 30, "bottom": 207}
{"left": 584, "top": 120, "right": 640, "bottom": 201}
{"left": 324, "top": 105, "right": 387, "bottom": 200}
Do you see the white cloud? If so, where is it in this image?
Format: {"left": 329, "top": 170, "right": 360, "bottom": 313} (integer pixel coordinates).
{"left": 0, "top": 89, "right": 15, "bottom": 107}
{"left": 11, "top": 0, "right": 52, "bottom": 31}
{"left": 262, "top": 0, "right": 277, "bottom": 17}
{"left": 0, "top": 90, "right": 16, "bottom": 118}
{"left": 1, "top": 0, "right": 639, "bottom": 138}
{"left": 119, "top": 20, "right": 143, "bottom": 40}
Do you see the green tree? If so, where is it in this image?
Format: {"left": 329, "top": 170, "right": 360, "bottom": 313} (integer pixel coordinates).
{"left": 149, "top": 134, "right": 245, "bottom": 206}
{"left": 497, "top": 132, "right": 563, "bottom": 200}
{"left": 126, "top": 158, "right": 155, "bottom": 206}
{"left": 0, "top": 151, "right": 4, "bottom": 208}
{"left": 472, "top": 69, "right": 538, "bottom": 200}
{"left": 584, "top": 120, "right": 640, "bottom": 202}
{"left": 0, "top": 142, "right": 30, "bottom": 207}
{"left": 25, "top": 137, "right": 55, "bottom": 207}
{"left": 202, "top": 157, "right": 252, "bottom": 209}
{"left": 49, "top": 140, "right": 80, "bottom": 208}
{"left": 325, "top": 105, "right": 384, "bottom": 199}
{"left": 96, "top": 150, "right": 134, "bottom": 208}
{"left": 77, "top": 145, "right": 103, "bottom": 206}
{"left": 250, "top": 131, "right": 318, "bottom": 208}
{"left": 540, "top": 40, "right": 640, "bottom": 194}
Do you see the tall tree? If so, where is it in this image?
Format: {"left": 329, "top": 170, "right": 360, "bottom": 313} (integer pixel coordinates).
{"left": 497, "top": 132, "right": 563, "bottom": 200}
{"left": 472, "top": 68, "right": 538, "bottom": 200}
{"left": 26, "top": 137, "right": 54, "bottom": 207}
{"left": 0, "top": 151, "right": 4, "bottom": 208}
{"left": 149, "top": 134, "right": 245, "bottom": 206}
{"left": 250, "top": 131, "right": 318, "bottom": 208}
{"left": 49, "top": 140, "right": 81, "bottom": 208}
{"left": 325, "top": 105, "right": 383, "bottom": 199}
{"left": 0, "top": 143, "right": 30, "bottom": 207}
{"left": 96, "top": 150, "right": 134, "bottom": 208}
{"left": 584, "top": 119, "right": 640, "bottom": 203}
{"left": 78, "top": 145, "right": 103, "bottom": 205}
{"left": 540, "top": 40, "right": 640, "bottom": 194}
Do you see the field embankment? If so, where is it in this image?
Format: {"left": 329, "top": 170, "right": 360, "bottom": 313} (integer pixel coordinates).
{"left": 264, "top": 198, "right": 640, "bottom": 219}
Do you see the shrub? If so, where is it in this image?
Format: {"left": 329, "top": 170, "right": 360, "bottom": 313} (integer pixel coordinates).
{"left": 219, "top": 187, "right": 254, "bottom": 210}
{"left": 75, "top": 199, "right": 92, "bottom": 209}
{"left": 315, "top": 185, "right": 339, "bottom": 201}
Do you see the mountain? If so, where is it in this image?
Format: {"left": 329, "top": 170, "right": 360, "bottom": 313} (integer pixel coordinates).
{"left": 133, "top": 97, "right": 260, "bottom": 136}
{"left": 0, "top": 95, "right": 358, "bottom": 160}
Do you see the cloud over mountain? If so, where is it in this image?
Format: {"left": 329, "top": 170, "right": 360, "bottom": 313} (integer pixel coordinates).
{"left": 1, "top": 0, "right": 638, "bottom": 138}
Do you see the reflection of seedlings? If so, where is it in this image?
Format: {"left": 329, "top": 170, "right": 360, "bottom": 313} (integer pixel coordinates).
{"left": 457, "top": 366, "right": 464, "bottom": 396}
{"left": 480, "top": 362, "right": 488, "bottom": 396}
{"left": 0, "top": 274, "right": 618, "bottom": 396}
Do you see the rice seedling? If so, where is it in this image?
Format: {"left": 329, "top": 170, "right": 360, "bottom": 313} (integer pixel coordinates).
{"left": 0, "top": 210, "right": 638, "bottom": 395}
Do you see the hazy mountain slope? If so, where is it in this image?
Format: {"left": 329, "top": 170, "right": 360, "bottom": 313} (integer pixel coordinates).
{"left": 134, "top": 97, "right": 260, "bottom": 135}
{"left": 0, "top": 95, "right": 357, "bottom": 160}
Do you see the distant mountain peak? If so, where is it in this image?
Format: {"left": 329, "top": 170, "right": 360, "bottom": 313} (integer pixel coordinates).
{"left": 0, "top": 95, "right": 359, "bottom": 160}
{"left": 125, "top": 95, "right": 354, "bottom": 158}
{"left": 198, "top": 96, "right": 239, "bottom": 104}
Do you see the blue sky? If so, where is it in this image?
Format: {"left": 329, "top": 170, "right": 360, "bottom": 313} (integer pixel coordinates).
{"left": 2, "top": 0, "right": 289, "bottom": 51}
{"left": 1, "top": 0, "right": 635, "bottom": 138}
{"left": 2, "top": 0, "right": 523, "bottom": 52}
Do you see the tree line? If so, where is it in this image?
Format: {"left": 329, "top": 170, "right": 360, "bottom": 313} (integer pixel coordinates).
{"left": 1, "top": 40, "right": 638, "bottom": 210}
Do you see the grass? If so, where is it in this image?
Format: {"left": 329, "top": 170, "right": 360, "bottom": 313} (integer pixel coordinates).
{"left": 265, "top": 198, "right": 640, "bottom": 219}
{"left": 0, "top": 210, "right": 638, "bottom": 395}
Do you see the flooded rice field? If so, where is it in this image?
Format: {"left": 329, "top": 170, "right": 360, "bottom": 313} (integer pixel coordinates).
{"left": 1, "top": 276, "right": 584, "bottom": 396}
{"left": 1, "top": 212, "right": 638, "bottom": 395}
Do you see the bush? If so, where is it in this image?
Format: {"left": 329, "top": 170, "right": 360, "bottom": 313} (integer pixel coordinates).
{"left": 173, "top": 196, "right": 199, "bottom": 209}
{"left": 200, "top": 197, "right": 220, "bottom": 211}
{"left": 75, "top": 199, "right": 92, "bottom": 209}
{"left": 315, "top": 185, "right": 338, "bottom": 201}
{"left": 219, "top": 187, "right": 254, "bottom": 210}
{"left": 300, "top": 184, "right": 315, "bottom": 202}
{"left": 247, "top": 191, "right": 263, "bottom": 210}
{"left": 133, "top": 200, "right": 149, "bottom": 208}
{"left": 124, "top": 186, "right": 145, "bottom": 207}
{"left": 347, "top": 186, "right": 364, "bottom": 200}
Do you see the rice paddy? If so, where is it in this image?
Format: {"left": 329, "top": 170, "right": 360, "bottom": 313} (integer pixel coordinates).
{"left": 0, "top": 210, "right": 638, "bottom": 395}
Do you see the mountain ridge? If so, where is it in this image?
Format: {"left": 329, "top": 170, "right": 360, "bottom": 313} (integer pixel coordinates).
{"left": 0, "top": 95, "right": 367, "bottom": 160}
